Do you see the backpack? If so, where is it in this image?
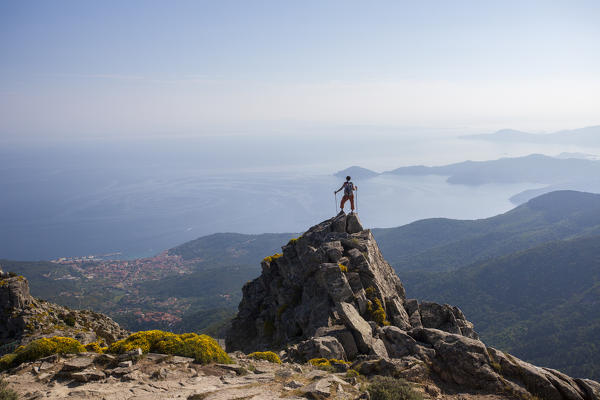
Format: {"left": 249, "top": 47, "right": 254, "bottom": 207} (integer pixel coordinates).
{"left": 344, "top": 181, "right": 354, "bottom": 196}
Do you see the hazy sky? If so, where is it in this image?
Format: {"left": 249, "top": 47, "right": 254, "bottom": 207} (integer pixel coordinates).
{"left": 1, "top": 0, "right": 599, "bottom": 140}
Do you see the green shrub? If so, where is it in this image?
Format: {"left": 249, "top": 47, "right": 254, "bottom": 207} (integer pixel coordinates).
{"left": 0, "top": 377, "right": 18, "bottom": 400}
{"left": 107, "top": 330, "right": 231, "bottom": 364}
{"left": 0, "top": 354, "right": 17, "bottom": 371}
{"left": 62, "top": 313, "right": 76, "bottom": 327}
{"left": 346, "top": 368, "right": 360, "bottom": 378}
{"left": 367, "top": 376, "right": 423, "bottom": 400}
{"left": 248, "top": 351, "right": 281, "bottom": 364}
{"left": 0, "top": 336, "right": 85, "bottom": 371}
{"left": 309, "top": 358, "right": 350, "bottom": 372}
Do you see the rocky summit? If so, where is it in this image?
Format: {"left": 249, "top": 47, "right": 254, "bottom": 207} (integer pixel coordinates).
{"left": 0, "top": 270, "right": 128, "bottom": 348}
{"left": 227, "top": 212, "right": 600, "bottom": 400}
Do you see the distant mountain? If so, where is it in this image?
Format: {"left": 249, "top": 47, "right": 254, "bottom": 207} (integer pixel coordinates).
{"left": 462, "top": 128, "right": 538, "bottom": 142}
{"left": 383, "top": 154, "right": 600, "bottom": 185}
{"left": 335, "top": 152, "right": 600, "bottom": 189}
{"left": 509, "top": 179, "right": 600, "bottom": 205}
{"left": 401, "top": 234, "right": 600, "bottom": 380}
{"left": 334, "top": 165, "right": 379, "bottom": 179}
{"left": 373, "top": 190, "right": 600, "bottom": 272}
{"left": 463, "top": 125, "right": 600, "bottom": 146}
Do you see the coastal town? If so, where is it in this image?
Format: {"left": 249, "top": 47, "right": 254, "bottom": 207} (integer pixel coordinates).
{"left": 48, "top": 252, "right": 199, "bottom": 328}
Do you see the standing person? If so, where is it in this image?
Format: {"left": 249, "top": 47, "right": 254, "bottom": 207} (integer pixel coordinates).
{"left": 335, "top": 176, "right": 357, "bottom": 213}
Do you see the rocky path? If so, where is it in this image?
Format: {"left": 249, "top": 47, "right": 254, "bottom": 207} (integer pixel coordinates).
{"left": 2, "top": 351, "right": 367, "bottom": 400}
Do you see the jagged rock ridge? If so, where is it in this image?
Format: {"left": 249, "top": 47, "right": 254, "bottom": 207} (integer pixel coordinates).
{"left": 227, "top": 213, "right": 600, "bottom": 400}
{"left": 0, "top": 270, "right": 128, "bottom": 347}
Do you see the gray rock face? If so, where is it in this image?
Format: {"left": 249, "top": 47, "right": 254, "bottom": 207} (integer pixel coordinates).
{"left": 0, "top": 274, "right": 128, "bottom": 347}
{"left": 226, "top": 213, "right": 600, "bottom": 400}
{"left": 226, "top": 212, "right": 411, "bottom": 355}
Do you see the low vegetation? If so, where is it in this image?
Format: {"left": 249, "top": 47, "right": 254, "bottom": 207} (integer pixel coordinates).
{"left": 365, "top": 287, "right": 390, "bottom": 326}
{"left": 367, "top": 376, "right": 424, "bottom": 400}
{"left": 263, "top": 253, "right": 283, "bottom": 263}
{"left": 247, "top": 351, "right": 281, "bottom": 364}
{"left": 84, "top": 341, "right": 106, "bottom": 353}
{"left": 107, "top": 330, "right": 231, "bottom": 364}
{"left": 0, "top": 377, "right": 18, "bottom": 400}
{"left": 308, "top": 357, "right": 350, "bottom": 372}
{"left": 287, "top": 236, "right": 301, "bottom": 245}
{"left": 0, "top": 336, "right": 85, "bottom": 371}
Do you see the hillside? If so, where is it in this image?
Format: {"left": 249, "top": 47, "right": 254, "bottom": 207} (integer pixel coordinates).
{"left": 168, "top": 232, "right": 296, "bottom": 263}
{"left": 400, "top": 234, "right": 600, "bottom": 380}
{"left": 373, "top": 190, "right": 600, "bottom": 272}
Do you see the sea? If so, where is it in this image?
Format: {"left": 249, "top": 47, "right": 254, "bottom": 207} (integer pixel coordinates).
{"left": 1, "top": 131, "right": 597, "bottom": 260}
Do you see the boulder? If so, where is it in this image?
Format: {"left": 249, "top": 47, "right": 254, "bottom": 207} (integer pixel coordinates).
{"left": 410, "top": 328, "right": 500, "bottom": 390}
{"left": 61, "top": 357, "right": 94, "bottom": 372}
{"left": 381, "top": 326, "right": 434, "bottom": 360}
{"left": 346, "top": 213, "right": 364, "bottom": 234}
{"left": 337, "top": 302, "right": 387, "bottom": 358}
{"left": 418, "top": 302, "right": 478, "bottom": 339}
{"left": 69, "top": 368, "right": 106, "bottom": 383}
{"left": 294, "top": 336, "right": 346, "bottom": 361}
{"left": 300, "top": 378, "right": 331, "bottom": 399}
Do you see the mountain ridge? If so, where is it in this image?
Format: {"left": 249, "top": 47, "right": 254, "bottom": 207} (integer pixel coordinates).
{"left": 462, "top": 125, "right": 600, "bottom": 145}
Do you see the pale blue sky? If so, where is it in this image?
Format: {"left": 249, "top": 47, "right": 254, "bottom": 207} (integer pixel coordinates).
{"left": 1, "top": 0, "right": 599, "bottom": 139}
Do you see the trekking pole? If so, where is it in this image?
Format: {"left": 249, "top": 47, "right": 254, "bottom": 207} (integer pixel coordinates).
{"left": 355, "top": 187, "right": 358, "bottom": 213}
{"left": 334, "top": 192, "right": 338, "bottom": 214}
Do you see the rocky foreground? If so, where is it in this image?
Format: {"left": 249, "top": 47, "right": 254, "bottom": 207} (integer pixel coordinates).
{"left": 0, "top": 349, "right": 533, "bottom": 400}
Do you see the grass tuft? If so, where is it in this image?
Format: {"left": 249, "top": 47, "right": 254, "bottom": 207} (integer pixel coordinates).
{"left": 248, "top": 351, "right": 281, "bottom": 364}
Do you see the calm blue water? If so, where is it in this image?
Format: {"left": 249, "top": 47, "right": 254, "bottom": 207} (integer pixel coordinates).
{"left": 1, "top": 134, "right": 595, "bottom": 260}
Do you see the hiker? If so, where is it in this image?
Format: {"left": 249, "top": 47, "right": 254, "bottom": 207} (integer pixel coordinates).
{"left": 335, "top": 176, "right": 357, "bottom": 213}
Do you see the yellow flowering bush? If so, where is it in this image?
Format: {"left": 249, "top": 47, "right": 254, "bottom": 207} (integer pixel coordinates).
{"left": 248, "top": 351, "right": 281, "bottom": 364}
{"left": 107, "top": 330, "right": 231, "bottom": 364}
{"left": 0, "top": 336, "right": 85, "bottom": 370}
{"left": 263, "top": 253, "right": 283, "bottom": 263}
{"left": 84, "top": 341, "right": 104, "bottom": 353}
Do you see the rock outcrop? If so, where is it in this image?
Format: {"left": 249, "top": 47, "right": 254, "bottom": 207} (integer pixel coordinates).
{"left": 0, "top": 270, "right": 128, "bottom": 347}
{"left": 227, "top": 212, "right": 600, "bottom": 400}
